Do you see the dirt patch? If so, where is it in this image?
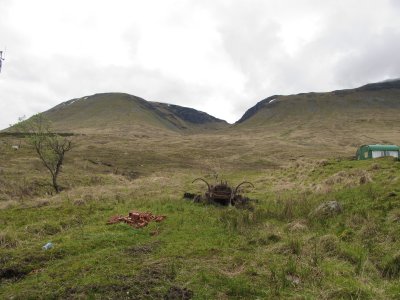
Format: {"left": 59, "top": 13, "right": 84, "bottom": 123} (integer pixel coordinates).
{"left": 140, "top": 263, "right": 176, "bottom": 283}
{"left": 125, "top": 242, "right": 161, "bottom": 256}
{"left": 114, "top": 170, "right": 140, "bottom": 181}
{"left": 164, "top": 286, "right": 193, "bottom": 300}
{"left": 0, "top": 266, "right": 30, "bottom": 281}
{"left": 127, "top": 262, "right": 178, "bottom": 298}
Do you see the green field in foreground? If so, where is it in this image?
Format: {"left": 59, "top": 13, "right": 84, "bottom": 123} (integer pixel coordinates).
{"left": 1, "top": 133, "right": 400, "bottom": 299}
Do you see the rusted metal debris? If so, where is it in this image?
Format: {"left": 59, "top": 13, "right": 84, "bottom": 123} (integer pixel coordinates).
{"left": 188, "top": 178, "right": 255, "bottom": 206}
{"left": 107, "top": 211, "right": 166, "bottom": 229}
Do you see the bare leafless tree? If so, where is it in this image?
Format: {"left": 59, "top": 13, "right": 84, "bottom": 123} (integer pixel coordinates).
{"left": 15, "top": 114, "right": 73, "bottom": 193}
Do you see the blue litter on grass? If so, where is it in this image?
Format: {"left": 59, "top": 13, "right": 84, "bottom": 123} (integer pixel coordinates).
{"left": 42, "top": 242, "right": 53, "bottom": 250}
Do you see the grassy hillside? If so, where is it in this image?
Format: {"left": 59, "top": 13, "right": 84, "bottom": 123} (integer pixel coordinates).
{"left": 41, "top": 93, "right": 228, "bottom": 134}
{"left": 1, "top": 132, "right": 400, "bottom": 299}
{"left": 235, "top": 80, "right": 400, "bottom": 154}
{"left": 1, "top": 80, "right": 400, "bottom": 298}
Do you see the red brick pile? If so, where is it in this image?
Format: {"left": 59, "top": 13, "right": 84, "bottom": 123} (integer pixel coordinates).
{"left": 107, "top": 211, "right": 166, "bottom": 229}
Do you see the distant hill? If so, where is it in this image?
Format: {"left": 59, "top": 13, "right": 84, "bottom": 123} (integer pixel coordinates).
{"left": 236, "top": 79, "right": 400, "bottom": 125}
{"left": 235, "top": 79, "right": 400, "bottom": 150}
{"left": 8, "top": 79, "right": 400, "bottom": 147}
{"left": 40, "top": 93, "right": 228, "bottom": 134}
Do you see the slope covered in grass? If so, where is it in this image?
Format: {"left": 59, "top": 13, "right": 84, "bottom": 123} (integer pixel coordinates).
{"left": 1, "top": 131, "right": 400, "bottom": 298}
{"left": 1, "top": 79, "right": 400, "bottom": 298}
{"left": 235, "top": 80, "right": 400, "bottom": 153}
{"left": 39, "top": 93, "right": 228, "bottom": 134}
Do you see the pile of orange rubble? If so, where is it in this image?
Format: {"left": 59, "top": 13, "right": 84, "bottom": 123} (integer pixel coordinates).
{"left": 107, "top": 211, "right": 166, "bottom": 229}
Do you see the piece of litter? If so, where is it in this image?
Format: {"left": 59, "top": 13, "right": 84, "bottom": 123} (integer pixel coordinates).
{"left": 107, "top": 211, "right": 166, "bottom": 229}
{"left": 42, "top": 242, "right": 53, "bottom": 250}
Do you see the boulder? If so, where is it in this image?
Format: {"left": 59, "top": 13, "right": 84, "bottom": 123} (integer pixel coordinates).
{"left": 311, "top": 201, "right": 343, "bottom": 218}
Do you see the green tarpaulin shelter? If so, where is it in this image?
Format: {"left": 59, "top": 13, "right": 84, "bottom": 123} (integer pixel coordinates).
{"left": 356, "top": 144, "right": 400, "bottom": 160}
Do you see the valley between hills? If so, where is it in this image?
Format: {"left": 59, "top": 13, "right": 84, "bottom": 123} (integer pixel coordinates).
{"left": 1, "top": 80, "right": 400, "bottom": 299}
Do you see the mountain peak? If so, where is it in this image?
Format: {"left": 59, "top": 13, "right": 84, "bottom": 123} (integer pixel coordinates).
{"left": 41, "top": 93, "right": 228, "bottom": 134}
{"left": 235, "top": 79, "right": 400, "bottom": 128}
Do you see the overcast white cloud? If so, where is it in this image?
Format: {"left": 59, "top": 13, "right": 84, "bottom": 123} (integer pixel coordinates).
{"left": 1, "top": 0, "right": 400, "bottom": 128}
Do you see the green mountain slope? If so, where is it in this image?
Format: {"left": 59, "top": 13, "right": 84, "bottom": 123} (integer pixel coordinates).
{"left": 235, "top": 79, "right": 400, "bottom": 150}
{"left": 42, "top": 93, "right": 228, "bottom": 134}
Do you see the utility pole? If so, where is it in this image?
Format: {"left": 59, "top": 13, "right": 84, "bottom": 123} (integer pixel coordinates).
{"left": 0, "top": 51, "right": 5, "bottom": 73}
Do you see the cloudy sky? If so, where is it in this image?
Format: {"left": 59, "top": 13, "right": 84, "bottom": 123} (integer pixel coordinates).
{"left": 1, "top": 0, "right": 400, "bottom": 128}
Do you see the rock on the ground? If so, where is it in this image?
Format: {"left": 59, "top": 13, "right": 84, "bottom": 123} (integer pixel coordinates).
{"left": 312, "top": 201, "right": 343, "bottom": 218}
{"left": 288, "top": 220, "right": 308, "bottom": 232}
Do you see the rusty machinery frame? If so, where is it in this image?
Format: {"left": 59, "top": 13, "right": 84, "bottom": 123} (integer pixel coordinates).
{"left": 192, "top": 178, "right": 254, "bottom": 206}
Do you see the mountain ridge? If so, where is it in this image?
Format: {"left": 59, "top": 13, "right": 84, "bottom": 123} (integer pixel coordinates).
{"left": 10, "top": 78, "right": 400, "bottom": 137}
{"left": 40, "top": 92, "right": 228, "bottom": 134}
{"left": 236, "top": 79, "right": 400, "bottom": 125}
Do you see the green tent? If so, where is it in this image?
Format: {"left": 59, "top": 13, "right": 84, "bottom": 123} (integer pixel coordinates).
{"left": 356, "top": 144, "right": 400, "bottom": 160}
